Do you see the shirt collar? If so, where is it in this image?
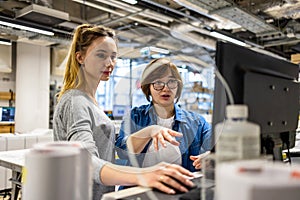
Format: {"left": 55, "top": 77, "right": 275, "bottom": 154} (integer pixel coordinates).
{"left": 174, "top": 104, "right": 187, "bottom": 123}
{"left": 146, "top": 102, "right": 187, "bottom": 123}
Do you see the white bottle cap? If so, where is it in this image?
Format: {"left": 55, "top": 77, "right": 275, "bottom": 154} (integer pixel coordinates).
{"left": 226, "top": 104, "right": 248, "bottom": 119}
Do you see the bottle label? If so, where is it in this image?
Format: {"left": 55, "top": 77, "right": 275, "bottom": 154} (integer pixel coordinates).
{"left": 216, "top": 134, "right": 260, "bottom": 162}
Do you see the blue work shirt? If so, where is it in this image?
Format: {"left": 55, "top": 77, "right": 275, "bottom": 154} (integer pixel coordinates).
{"left": 115, "top": 103, "right": 212, "bottom": 172}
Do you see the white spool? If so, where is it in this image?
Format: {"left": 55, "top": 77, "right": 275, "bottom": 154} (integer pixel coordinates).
{"left": 23, "top": 146, "right": 80, "bottom": 200}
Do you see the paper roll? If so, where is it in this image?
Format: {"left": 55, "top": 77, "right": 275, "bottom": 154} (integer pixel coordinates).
{"left": 216, "top": 160, "right": 300, "bottom": 200}
{"left": 34, "top": 141, "right": 93, "bottom": 200}
{"left": 23, "top": 146, "right": 80, "bottom": 200}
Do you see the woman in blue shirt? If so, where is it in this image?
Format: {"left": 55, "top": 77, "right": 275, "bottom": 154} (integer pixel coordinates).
{"left": 116, "top": 58, "right": 212, "bottom": 172}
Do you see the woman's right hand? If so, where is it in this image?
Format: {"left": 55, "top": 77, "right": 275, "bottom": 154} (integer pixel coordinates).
{"left": 127, "top": 125, "right": 182, "bottom": 153}
{"left": 149, "top": 126, "right": 182, "bottom": 151}
{"left": 100, "top": 161, "right": 194, "bottom": 194}
{"left": 138, "top": 162, "right": 195, "bottom": 194}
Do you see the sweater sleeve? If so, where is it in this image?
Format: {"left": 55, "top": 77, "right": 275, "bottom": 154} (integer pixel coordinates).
{"left": 65, "top": 96, "right": 100, "bottom": 157}
{"left": 58, "top": 95, "right": 108, "bottom": 184}
{"left": 91, "top": 155, "right": 108, "bottom": 184}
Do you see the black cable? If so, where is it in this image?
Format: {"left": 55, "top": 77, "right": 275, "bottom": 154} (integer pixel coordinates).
{"left": 286, "top": 140, "right": 292, "bottom": 165}
{"left": 281, "top": 132, "right": 292, "bottom": 165}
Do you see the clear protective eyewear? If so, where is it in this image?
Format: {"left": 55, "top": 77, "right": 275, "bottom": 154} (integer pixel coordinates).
{"left": 151, "top": 79, "right": 179, "bottom": 91}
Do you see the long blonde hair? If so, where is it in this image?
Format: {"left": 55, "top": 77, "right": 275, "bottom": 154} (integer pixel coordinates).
{"left": 57, "top": 24, "right": 117, "bottom": 100}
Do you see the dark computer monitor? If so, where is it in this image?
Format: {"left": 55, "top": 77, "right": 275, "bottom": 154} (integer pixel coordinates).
{"left": 212, "top": 41, "right": 300, "bottom": 160}
{"left": 0, "top": 106, "right": 15, "bottom": 122}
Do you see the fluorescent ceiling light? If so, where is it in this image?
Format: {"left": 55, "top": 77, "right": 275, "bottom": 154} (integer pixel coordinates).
{"left": 0, "top": 41, "right": 11, "bottom": 46}
{"left": 121, "top": 0, "right": 137, "bottom": 4}
{"left": 149, "top": 46, "right": 170, "bottom": 54}
{"left": 151, "top": 54, "right": 166, "bottom": 59}
{"left": 0, "top": 20, "right": 54, "bottom": 36}
{"left": 210, "top": 31, "right": 247, "bottom": 47}
{"left": 141, "top": 46, "right": 170, "bottom": 54}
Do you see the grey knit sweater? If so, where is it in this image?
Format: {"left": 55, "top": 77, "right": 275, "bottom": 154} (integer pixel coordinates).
{"left": 53, "top": 89, "right": 115, "bottom": 200}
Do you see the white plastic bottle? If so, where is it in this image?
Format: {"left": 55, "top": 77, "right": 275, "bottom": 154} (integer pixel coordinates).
{"left": 215, "top": 104, "right": 261, "bottom": 163}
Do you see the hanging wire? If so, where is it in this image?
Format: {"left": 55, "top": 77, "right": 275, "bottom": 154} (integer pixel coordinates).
{"left": 214, "top": 67, "right": 235, "bottom": 105}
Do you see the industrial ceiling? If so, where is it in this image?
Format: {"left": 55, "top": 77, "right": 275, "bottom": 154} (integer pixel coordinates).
{"left": 1, "top": 0, "right": 300, "bottom": 69}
